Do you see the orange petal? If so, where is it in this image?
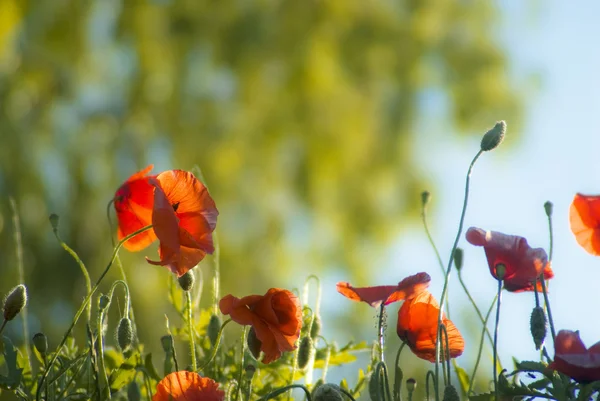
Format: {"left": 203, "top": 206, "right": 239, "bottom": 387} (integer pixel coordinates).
{"left": 336, "top": 282, "right": 400, "bottom": 307}
{"left": 385, "top": 272, "right": 431, "bottom": 304}
{"left": 152, "top": 371, "right": 223, "bottom": 401}
{"left": 570, "top": 193, "right": 600, "bottom": 256}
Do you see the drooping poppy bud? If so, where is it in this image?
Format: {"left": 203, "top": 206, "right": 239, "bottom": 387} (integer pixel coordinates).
{"left": 421, "top": 191, "right": 431, "bottom": 207}
{"left": 178, "top": 270, "right": 195, "bottom": 292}
{"left": 480, "top": 121, "right": 506, "bottom": 151}
{"left": 99, "top": 294, "right": 110, "bottom": 310}
{"left": 117, "top": 317, "right": 133, "bottom": 352}
{"left": 442, "top": 384, "right": 459, "bottom": 401}
{"left": 297, "top": 336, "right": 314, "bottom": 369}
{"left": 313, "top": 384, "right": 343, "bottom": 401}
{"left": 127, "top": 381, "right": 141, "bottom": 401}
{"left": 247, "top": 327, "right": 262, "bottom": 361}
{"left": 311, "top": 316, "right": 321, "bottom": 339}
{"left": 544, "top": 201, "right": 554, "bottom": 218}
{"left": 453, "top": 248, "right": 464, "bottom": 271}
{"left": 207, "top": 314, "right": 221, "bottom": 346}
{"left": 530, "top": 306, "right": 547, "bottom": 350}
{"left": 406, "top": 378, "right": 416, "bottom": 393}
{"left": 49, "top": 213, "right": 60, "bottom": 231}
{"left": 3, "top": 284, "right": 27, "bottom": 321}
{"left": 32, "top": 332, "right": 48, "bottom": 355}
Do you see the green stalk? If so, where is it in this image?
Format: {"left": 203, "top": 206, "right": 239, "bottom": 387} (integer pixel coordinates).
{"left": 36, "top": 225, "right": 152, "bottom": 401}
{"left": 493, "top": 279, "right": 503, "bottom": 401}
{"left": 186, "top": 291, "right": 197, "bottom": 371}
{"left": 434, "top": 150, "right": 483, "bottom": 401}
{"left": 467, "top": 294, "right": 497, "bottom": 396}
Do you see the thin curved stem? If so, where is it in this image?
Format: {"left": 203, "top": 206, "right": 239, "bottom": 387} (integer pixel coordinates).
{"left": 434, "top": 150, "right": 483, "bottom": 401}
{"left": 96, "top": 305, "right": 111, "bottom": 399}
{"left": 237, "top": 327, "right": 248, "bottom": 401}
{"left": 467, "top": 294, "right": 497, "bottom": 396}
{"left": 540, "top": 277, "right": 556, "bottom": 342}
{"left": 186, "top": 291, "right": 197, "bottom": 371}
{"left": 198, "top": 319, "right": 232, "bottom": 371}
{"left": 257, "top": 384, "right": 312, "bottom": 401}
{"left": 393, "top": 342, "right": 406, "bottom": 401}
{"left": 425, "top": 370, "right": 436, "bottom": 401}
{"left": 36, "top": 225, "right": 152, "bottom": 401}
{"left": 493, "top": 280, "right": 503, "bottom": 401}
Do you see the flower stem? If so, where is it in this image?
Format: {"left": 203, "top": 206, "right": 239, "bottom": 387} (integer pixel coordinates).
{"left": 0, "top": 319, "right": 7, "bottom": 336}
{"left": 393, "top": 342, "right": 406, "bottom": 401}
{"left": 434, "top": 150, "right": 483, "bottom": 401}
{"left": 186, "top": 290, "right": 197, "bottom": 371}
{"left": 539, "top": 276, "right": 556, "bottom": 342}
{"left": 198, "top": 318, "right": 232, "bottom": 371}
{"left": 493, "top": 279, "right": 503, "bottom": 401}
{"left": 467, "top": 293, "right": 497, "bottom": 396}
{"left": 36, "top": 225, "right": 152, "bottom": 401}
{"left": 212, "top": 230, "right": 221, "bottom": 315}
{"left": 96, "top": 305, "right": 111, "bottom": 399}
{"left": 378, "top": 303, "right": 386, "bottom": 362}
{"left": 237, "top": 327, "right": 247, "bottom": 401}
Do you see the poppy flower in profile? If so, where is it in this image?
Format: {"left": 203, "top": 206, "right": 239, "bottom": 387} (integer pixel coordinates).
{"left": 152, "top": 371, "right": 224, "bottom": 401}
{"left": 219, "top": 288, "right": 302, "bottom": 364}
{"left": 548, "top": 330, "right": 600, "bottom": 383}
{"left": 336, "top": 272, "right": 431, "bottom": 307}
{"left": 569, "top": 193, "right": 600, "bottom": 256}
{"left": 465, "top": 227, "right": 553, "bottom": 292}
{"left": 146, "top": 170, "right": 219, "bottom": 277}
{"left": 396, "top": 290, "right": 464, "bottom": 362}
{"left": 113, "top": 165, "right": 157, "bottom": 251}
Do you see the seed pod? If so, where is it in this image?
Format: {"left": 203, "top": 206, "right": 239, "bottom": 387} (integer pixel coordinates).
{"left": 98, "top": 294, "right": 110, "bottom": 310}
{"left": 530, "top": 306, "right": 547, "bottom": 350}
{"left": 480, "top": 121, "right": 506, "bottom": 151}
{"left": 406, "top": 378, "right": 417, "bottom": 393}
{"left": 32, "top": 332, "right": 48, "bottom": 355}
{"left": 207, "top": 314, "right": 221, "bottom": 346}
{"left": 3, "top": 284, "right": 27, "bottom": 321}
{"left": 495, "top": 263, "right": 506, "bottom": 281}
{"left": 178, "top": 271, "right": 195, "bottom": 292}
{"left": 442, "top": 384, "right": 459, "bottom": 401}
{"left": 247, "top": 327, "right": 262, "bottom": 361}
{"left": 313, "top": 384, "right": 343, "bottom": 401}
{"left": 117, "top": 317, "right": 134, "bottom": 352}
{"left": 297, "top": 336, "right": 314, "bottom": 369}
{"left": 127, "top": 381, "right": 141, "bottom": 401}
{"left": 310, "top": 316, "right": 321, "bottom": 339}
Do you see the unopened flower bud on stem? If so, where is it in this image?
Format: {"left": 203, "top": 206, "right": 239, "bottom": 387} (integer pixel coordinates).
{"left": 3, "top": 284, "right": 27, "bottom": 321}
{"left": 178, "top": 271, "right": 195, "bottom": 292}
{"left": 530, "top": 306, "right": 547, "bottom": 350}
{"left": 32, "top": 332, "right": 48, "bottom": 355}
{"left": 480, "top": 121, "right": 506, "bottom": 151}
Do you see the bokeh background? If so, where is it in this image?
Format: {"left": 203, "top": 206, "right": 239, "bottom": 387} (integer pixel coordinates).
{"left": 1, "top": 0, "right": 599, "bottom": 399}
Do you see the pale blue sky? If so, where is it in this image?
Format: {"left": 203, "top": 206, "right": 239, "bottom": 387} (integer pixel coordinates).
{"left": 323, "top": 0, "right": 600, "bottom": 388}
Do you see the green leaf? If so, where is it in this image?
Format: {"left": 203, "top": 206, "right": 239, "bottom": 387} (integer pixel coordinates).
{"left": 144, "top": 353, "right": 161, "bottom": 381}
{"left": 469, "top": 392, "right": 495, "bottom": 401}
{"left": 516, "top": 360, "right": 547, "bottom": 374}
{"left": 528, "top": 377, "right": 551, "bottom": 390}
{"left": 453, "top": 363, "right": 470, "bottom": 396}
{"left": 0, "top": 336, "right": 23, "bottom": 389}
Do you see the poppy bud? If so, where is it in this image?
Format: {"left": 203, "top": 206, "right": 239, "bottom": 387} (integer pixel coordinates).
{"left": 247, "top": 327, "right": 262, "bottom": 361}
{"left": 207, "top": 314, "right": 221, "bottom": 346}
{"left": 49, "top": 213, "right": 60, "bottom": 230}
{"left": 117, "top": 317, "right": 134, "bottom": 352}
{"left": 311, "top": 316, "right": 321, "bottom": 339}
{"left": 443, "top": 385, "right": 459, "bottom": 401}
{"left": 297, "top": 336, "right": 314, "bottom": 369}
{"left": 495, "top": 263, "right": 506, "bottom": 281}
{"left": 406, "top": 378, "right": 416, "bottom": 393}
{"left": 245, "top": 364, "right": 256, "bottom": 381}
{"left": 32, "top": 332, "right": 48, "bottom": 355}
{"left": 178, "top": 270, "right": 195, "bottom": 292}
{"left": 544, "top": 201, "right": 554, "bottom": 218}
{"left": 368, "top": 372, "right": 380, "bottom": 401}
{"left": 313, "top": 383, "right": 343, "bottom": 401}
{"left": 127, "top": 381, "right": 141, "bottom": 401}
{"left": 421, "top": 191, "right": 431, "bottom": 207}
{"left": 99, "top": 294, "right": 110, "bottom": 310}
{"left": 161, "top": 334, "right": 174, "bottom": 354}
{"left": 530, "top": 306, "right": 547, "bottom": 350}
{"left": 453, "top": 248, "right": 464, "bottom": 271}
{"left": 3, "top": 284, "right": 27, "bottom": 321}
{"left": 480, "top": 121, "right": 506, "bottom": 151}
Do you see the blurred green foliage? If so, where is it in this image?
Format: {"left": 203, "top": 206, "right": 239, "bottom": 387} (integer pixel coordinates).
{"left": 0, "top": 0, "right": 520, "bottom": 375}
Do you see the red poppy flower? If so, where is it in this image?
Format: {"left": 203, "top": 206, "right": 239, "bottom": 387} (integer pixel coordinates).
{"left": 219, "top": 288, "right": 302, "bottom": 364}
{"left": 336, "top": 272, "right": 431, "bottom": 307}
{"left": 153, "top": 371, "right": 224, "bottom": 401}
{"left": 465, "top": 227, "right": 553, "bottom": 292}
{"left": 396, "top": 290, "right": 464, "bottom": 362}
{"left": 146, "top": 170, "right": 219, "bottom": 277}
{"left": 570, "top": 193, "right": 600, "bottom": 256}
{"left": 113, "top": 165, "right": 157, "bottom": 251}
{"left": 548, "top": 330, "right": 600, "bottom": 383}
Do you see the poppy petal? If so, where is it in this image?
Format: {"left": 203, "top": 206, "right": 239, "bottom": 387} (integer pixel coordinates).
{"left": 385, "top": 272, "right": 431, "bottom": 304}
{"left": 570, "top": 193, "right": 600, "bottom": 256}
{"left": 336, "top": 282, "right": 400, "bottom": 307}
